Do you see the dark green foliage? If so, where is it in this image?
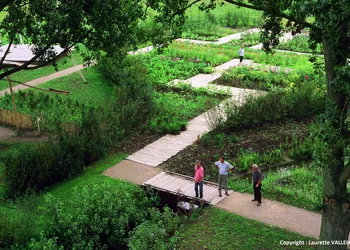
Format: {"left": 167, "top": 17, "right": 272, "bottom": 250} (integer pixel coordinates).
{"left": 3, "top": 138, "right": 84, "bottom": 198}
{"left": 128, "top": 207, "right": 183, "bottom": 250}
{"left": 3, "top": 107, "right": 121, "bottom": 198}
{"left": 0, "top": 0, "right": 147, "bottom": 79}
{"left": 40, "top": 182, "right": 151, "bottom": 250}
{"left": 99, "top": 56, "right": 154, "bottom": 131}
{"left": 0, "top": 209, "right": 40, "bottom": 249}
{"left": 287, "top": 137, "right": 314, "bottom": 161}
{"left": 223, "top": 85, "right": 325, "bottom": 130}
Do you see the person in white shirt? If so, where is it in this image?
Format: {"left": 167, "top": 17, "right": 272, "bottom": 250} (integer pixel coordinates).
{"left": 238, "top": 43, "right": 244, "bottom": 66}
{"left": 215, "top": 156, "right": 235, "bottom": 197}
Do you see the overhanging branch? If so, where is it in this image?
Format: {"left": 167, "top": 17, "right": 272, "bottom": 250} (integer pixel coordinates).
{"left": 169, "top": 0, "right": 202, "bottom": 20}
{"left": 0, "top": 44, "right": 74, "bottom": 80}
{"left": 1, "top": 79, "right": 70, "bottom": 95}
{"left": 0, "top": 37, "right": 14, "bottom": 65}
{"left": 223, "top": 0, "right": 319, "bottom": 31}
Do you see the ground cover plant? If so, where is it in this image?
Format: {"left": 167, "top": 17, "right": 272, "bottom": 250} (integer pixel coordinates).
{"left": 178, "top": 208, "right": 316, "bottom": 250}
{"left": 277, "top": 34, "right": 323, "bottom": 54}
{"left": 222, "top": 84, "right": 325, "bottom": 130}
{"left": 139, "top": 51, "right": 213, "bottom": 84}
{"left": 163, "top": 42, "right": 241, "bottom": 67}
{"left": 243, "top": 48, "right": 315, "bottom": 67}
{"left": 213, "top": 63, "right": 325, "bottom": 91}
{"left": 228, "top": 164, "right": 323, "bottom": 211}
{"left": 161, "top": 118, "right": 313, "bottom": 181}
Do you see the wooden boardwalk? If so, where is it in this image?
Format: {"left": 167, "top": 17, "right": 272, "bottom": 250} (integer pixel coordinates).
{"left": 143, "top": 171, "right": 232, "bottom": 205}
{"left": 127, "top": 59, "right": 264, "bottom": 167}
{"left": 127, "top": 113, "right": 210, "bottom": 167}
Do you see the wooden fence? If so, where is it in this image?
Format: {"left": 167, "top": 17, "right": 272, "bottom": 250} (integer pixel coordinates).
{"left": 0, "top": 109, "right": 34, "bottom": 130}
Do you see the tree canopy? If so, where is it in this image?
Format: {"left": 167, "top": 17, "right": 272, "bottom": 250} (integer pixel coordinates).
{"left": 0, "top": 0, "right": 147, "bottom": 79}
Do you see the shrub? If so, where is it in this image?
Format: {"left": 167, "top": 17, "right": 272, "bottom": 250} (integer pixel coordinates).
{"left": 3, "top": 107, "right": 123, "bottom": 198}
{"left": 3, "top": 137, "right": 85, "bottom": 198}
{"left": 128, "top": 207, "right": 183, "bottom": 250}
{"left": 26, "top": 236, "right": 63, "bottom": 250}
{"left": 222, "top": 84, "right": 325, "bottom": 130}
{"left": 0, "top": 206, "right": 41, "bottom": 249}
{"left": 99, "top": 56, "right": 154, "bottom": 131}
{"left": 288, "top": 137, "right": 314, "bottom": 161}
{"left": 41, "top": 182, "right": 151, "bottom": 250}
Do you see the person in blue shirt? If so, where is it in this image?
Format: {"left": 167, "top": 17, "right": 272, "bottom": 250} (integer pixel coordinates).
{"left": 215, "top": 156, "right": 235, "bottom": 197}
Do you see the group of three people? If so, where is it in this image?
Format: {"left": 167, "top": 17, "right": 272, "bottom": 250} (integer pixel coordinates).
{"left": 194, "top": 156, "right": 262, "bottom": 206}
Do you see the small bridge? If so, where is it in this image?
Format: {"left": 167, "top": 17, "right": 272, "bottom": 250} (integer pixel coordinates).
{"left": 143, "top": 171, "right": 232, "bottom": 205}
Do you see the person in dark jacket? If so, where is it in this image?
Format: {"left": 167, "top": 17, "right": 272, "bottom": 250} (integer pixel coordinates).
{"left": 251, "top": 164, "right": 262, "bottom": 206}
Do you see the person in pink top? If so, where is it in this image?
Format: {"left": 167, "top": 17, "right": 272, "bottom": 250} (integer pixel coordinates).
{"left": 194, "top": 160, "right": 204, "bottom": 198}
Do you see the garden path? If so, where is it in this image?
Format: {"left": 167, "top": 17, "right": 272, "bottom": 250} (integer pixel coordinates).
{"left": 216, "top": 192, "right": 321, "bottom": 238}
{"left": 0, "top": 30, "right": 332, "bottom": 240}
{"left": 128, "top": 28, "right": 261, "bottom": 55}
{"left": 125, "top": 58, "right": 262, "bottom": 167}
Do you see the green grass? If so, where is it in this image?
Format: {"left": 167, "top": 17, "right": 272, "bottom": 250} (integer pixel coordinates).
{"left": 140, "top": 51, "right": 213, "bottom": 84}
{"left": 182, "top": 1, "right": 262, "bottom": 39}
{"left": 179, "top": 208, "right": 316, "bottom": 250}
{"left": 164, "top": 41, "right": 314, "bottom": 69}
{"left": 228, "top": 165, "right": 323, "bottom": 211}
{"left": 163, "top": 42, "right": 241, "bottom": 67}
{"left": 33, "top": 67, "right": 113, "bottom": 106}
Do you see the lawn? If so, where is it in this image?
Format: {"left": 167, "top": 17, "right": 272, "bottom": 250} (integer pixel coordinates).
{"left": 178, "top": 208, "right": 316, "bottom": 250}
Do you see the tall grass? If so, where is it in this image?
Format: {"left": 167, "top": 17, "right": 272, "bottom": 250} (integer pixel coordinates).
{"left": 183, "top": 3, "right": 263, "bottom": 38}
{"left": 229, "top": 164, "right": 323, "bottom": 211}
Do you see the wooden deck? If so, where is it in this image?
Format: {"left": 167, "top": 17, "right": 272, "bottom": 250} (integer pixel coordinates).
{"left": 143, "top": 171, "right": 232, "bottom": 205}
{"left": 127, "top": 114, "right": 210, "bottom": 167}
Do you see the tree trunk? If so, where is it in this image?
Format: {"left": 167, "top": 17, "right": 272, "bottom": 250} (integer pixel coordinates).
{"left": 318, "top": 38, "right": 350, "bottom": 250}
{"left": 319, "top": 166, "right": 349, "bottom": 250}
